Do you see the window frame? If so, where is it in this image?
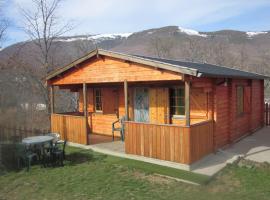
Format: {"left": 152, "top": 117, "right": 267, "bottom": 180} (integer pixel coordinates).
{"left": 169, "top": 87, "right": 185, "bottom": 118}
{"left": 94, "top": 88, "right": 103, "bottom": 113}
{"left": 236, "top": 85, "right": 244, "bottom": 116}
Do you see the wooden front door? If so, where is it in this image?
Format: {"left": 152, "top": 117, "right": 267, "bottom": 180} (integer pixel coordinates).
{"left": 134, "top": 88, "right": 149, "bottom": 122}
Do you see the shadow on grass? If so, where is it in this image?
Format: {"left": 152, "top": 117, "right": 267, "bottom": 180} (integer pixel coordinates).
{"left": 0, "top": 143, "right": 19, "bottom": 172}
{"left": 65, "top": 150, "right": 108, "bottom": 166}
{"left": 0, "top": 165, "right": 7, "bottom": 176}
{"left": 0, "top": 144, "right": 108, "bottom": 173}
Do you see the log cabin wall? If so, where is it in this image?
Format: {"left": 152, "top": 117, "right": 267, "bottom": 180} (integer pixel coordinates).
{"left": 214, "top": 79, "right": 264, "bottom": 149}
{"left": 229, "top": 79, "right": 250, "bottom": 141}
{"left": 171, "top": 87, "right": 211, "bottom": 125}
{"left": 172, "top": 77, "right": 213, "bottom": 125}
{"left": 214, "top": 84, "right": 230, "bottom": 148}
{"left": 78, "top": 87, "right": 121, "bottom": 136}
{"left": 250, "top": 80, "right": 264, "bottom": 130}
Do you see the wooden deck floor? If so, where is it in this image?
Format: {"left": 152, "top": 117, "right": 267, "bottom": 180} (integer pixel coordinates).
{"left": 88, "top": 134, "right": 120, "bottom": 145}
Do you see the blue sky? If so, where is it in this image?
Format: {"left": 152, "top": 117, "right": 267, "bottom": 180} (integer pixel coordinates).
{"left": 3, "top": 0, "right": 270, "bottom": 47}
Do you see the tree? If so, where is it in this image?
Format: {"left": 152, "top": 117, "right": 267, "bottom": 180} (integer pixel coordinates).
{"left": 73, "top": 38, "right": 96, "bottom": 57}
{"left": 0, "top": 43, "right": 78, "bottom": 129}
{"left": 21, "top": 0, "right": 73, "bottom": 72}
{"left": 149, "top": 36, "right": 174, "bottom": 58}
{"left": 20, "top": 0, "right": 73, "bottom": 114}
{"left": 0, "top": 0, "right": 8, "bottom": 47}
{"left": 184, "top": 38, "right": 205, "bottom": 62}
{"left": 239, "top": 45, "right": 248, "bottom": 70}
{"left": 0, "top": 19, "right": 7, "bottom": 47}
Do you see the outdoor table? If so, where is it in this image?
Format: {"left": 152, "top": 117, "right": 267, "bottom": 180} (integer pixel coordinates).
{"left": 22, "top": 136, "right": 55, "bottom": 161}
{"left": 22, "top": 136, "right": 54, "bottom": 145}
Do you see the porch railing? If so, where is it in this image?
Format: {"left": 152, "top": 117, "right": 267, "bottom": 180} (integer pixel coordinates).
{"left": 125, "top": 120, "right": 213, "bottom": 164}
{"left": 189, "top": 120, "right": 214, "bottom": 163}
{"left": 51, "top": 113, "right": 88, "bottom": 145}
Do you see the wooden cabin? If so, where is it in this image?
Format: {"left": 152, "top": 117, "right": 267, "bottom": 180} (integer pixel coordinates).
{"left": 47, "top": 49, "right": 267, "bottom": 165}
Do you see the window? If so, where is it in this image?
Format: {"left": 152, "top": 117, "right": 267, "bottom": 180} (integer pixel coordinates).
{"left": 237, "top": 86, "right": 244, "bottom": 115}
{"left": 95, "top": 89, "right": 102, "bottom": 112}
{"left": 169, "top": 88, "right": 185, "bottom": 116}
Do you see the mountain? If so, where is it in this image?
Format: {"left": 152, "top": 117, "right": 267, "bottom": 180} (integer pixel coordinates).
{"left": 1, "top": 25, "right": 270, "bottom": 129}
{"left": 2, "top": 26, "right": 270, "bottom": 76}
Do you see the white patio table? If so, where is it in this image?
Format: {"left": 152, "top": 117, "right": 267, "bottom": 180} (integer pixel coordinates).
{"left": 21, "top": 135, "right": 55, "bottom": 168}
{"left": 22, "top": 136, "right": 54, "bottom": 145}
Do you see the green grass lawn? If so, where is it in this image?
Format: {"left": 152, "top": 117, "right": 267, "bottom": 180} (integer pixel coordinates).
{"left": 1, "top": 146, "right": 270, "bottom": 200}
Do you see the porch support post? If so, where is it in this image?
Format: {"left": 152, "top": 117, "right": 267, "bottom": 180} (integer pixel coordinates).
{"left": 185, "top": 80, "right": 190, "bottom": 126}
{"left": 124, "top": 79, "right": 129, "bottom": 120}
{"left": 83, "top": 82, "right": 89, "bottom": 144}
{"left": 83, "top": 83, "right": 88, "bottom": 117}
{"left": 50, "top": 85, "right": 55, "bottom": 114}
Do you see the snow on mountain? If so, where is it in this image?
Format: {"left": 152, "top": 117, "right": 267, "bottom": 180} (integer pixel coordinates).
{"left": 55, "top": 36, "right": 89, "bottom": 42}
{"left": 246, "top": 31, "right": 267, "bottom": 38}
{"left": 91, "top": 33, "right": 132, "bottom": 40}
{"left": 178, "top": 27, "right": 207, "bottom": 37}
{"left": 55, "top": 33, "right": 133, "bottom": 43}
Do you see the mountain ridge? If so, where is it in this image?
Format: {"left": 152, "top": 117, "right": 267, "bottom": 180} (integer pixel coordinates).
{"left": 1, "top": 25, "right": 270, "bottom": 76}
{"left": 6, "top": 25, "right": 268, "bottom": 48}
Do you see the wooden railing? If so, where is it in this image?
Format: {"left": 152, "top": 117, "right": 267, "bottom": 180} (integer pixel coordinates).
{"left": 125, "top": 120, "right": 213, "bottom": 164}
{"left": 266, "top": 103, "right": 270, "bottom": 126}
{"left": 51, "top": 113, "right": 88, "bottom": 145}
{"left": 189, "top": 120, "right": 214, "bottom": 163}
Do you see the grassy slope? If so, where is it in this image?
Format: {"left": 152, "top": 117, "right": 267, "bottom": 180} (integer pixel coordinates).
{"left": 1, "top": 146, "right": 270, "bottom": 200}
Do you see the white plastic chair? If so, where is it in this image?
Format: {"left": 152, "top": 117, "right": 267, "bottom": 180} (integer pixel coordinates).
{"left": 46, "top": 133, "right": 61, "bottom": 143}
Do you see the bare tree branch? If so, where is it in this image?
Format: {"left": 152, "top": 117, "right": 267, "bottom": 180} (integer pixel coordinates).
{"left": 19, "top": 0, "right": 74, "bottom": 116}
{"left": 149, "top": 36, "right": 174, "bottom": 58}
{"left": 0, "top": 0, "right": 8, "bottom": 47}
{"left": 20, "top": 0, "right": 74, "bottom": 72}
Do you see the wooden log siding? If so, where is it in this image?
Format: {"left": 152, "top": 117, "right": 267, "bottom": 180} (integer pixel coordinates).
{"left": 51, "top": 114, "right": 88, "bottom": 144}
{"left": 125, "top": 120, "right": 213, "bottom": 164}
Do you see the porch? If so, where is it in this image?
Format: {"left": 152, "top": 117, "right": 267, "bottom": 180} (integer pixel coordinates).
{"left": 50, "top": 79, "right": 214, "bottom": 165}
